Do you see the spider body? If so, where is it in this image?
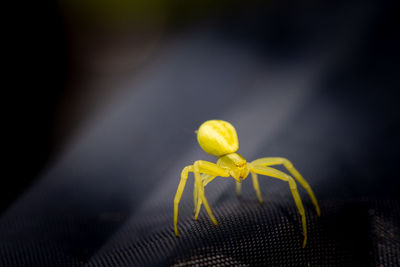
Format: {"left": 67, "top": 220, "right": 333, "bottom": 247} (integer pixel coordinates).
{"left": 174, "top": 120, "right": 320, "bottom": 247}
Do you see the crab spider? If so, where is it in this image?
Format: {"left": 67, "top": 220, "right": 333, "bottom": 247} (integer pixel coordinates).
{"left": 173, "top": 120, "right": 320, "bottom": 247}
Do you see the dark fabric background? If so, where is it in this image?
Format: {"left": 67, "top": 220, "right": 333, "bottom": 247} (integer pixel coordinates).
{"left": 2, "top": 0, "right": 399, "bottom": 266}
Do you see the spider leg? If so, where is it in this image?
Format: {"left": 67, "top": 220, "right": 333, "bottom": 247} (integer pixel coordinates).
{"left": 193, "top": 181, "right": 197, "bottom": 213}
{"left": 174, "top": 160, "right": 229, "bottom": 236}
{"left": 194, "top": 174, "right": 216, "bottom": 219}
{"left": 193, "top": 179, "right": 198, "bottom": 213}
{"left": 251, "top": 157, "right": 320, "bottom": 216}
{"left": 235, "top": 172, "right": 262, "bottom": 203}
{"left": 174, "top": 165, "right": 193, "bottom": 236}
{"left": 193, "top": 162, "right": 216, "bottom": 225}
{"left": 250, "top": 164, "right": 308, "bottom": 248}
{"left": 236, "top": 181, "right": 242, "bottom": 196}
{"left": 194, "top": 161, "right": 230, "bottom": 225}
{"left": 250, "top": 171, "right": 263, "bottom": 204}
{"left": 203, "top": 174, "right": 216, "bottom": 186}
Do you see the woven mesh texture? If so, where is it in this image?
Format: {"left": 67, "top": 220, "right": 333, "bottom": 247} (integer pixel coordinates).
{"left": 2, "top": 181, "right": 398, "bottom": 267}
{"left": 85, "top": 183, "right": 400, "bottom": 267}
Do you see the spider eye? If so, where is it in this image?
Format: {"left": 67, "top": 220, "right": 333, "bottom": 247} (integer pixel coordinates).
{"left": 197, "top": 120, "right": 239, "bottom": 157}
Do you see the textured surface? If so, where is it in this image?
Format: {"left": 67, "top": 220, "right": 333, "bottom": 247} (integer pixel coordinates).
{"left": 1, "top": 1, "right": 399, "bottom": 266}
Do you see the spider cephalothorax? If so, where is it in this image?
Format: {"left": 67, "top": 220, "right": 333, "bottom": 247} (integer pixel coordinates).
{"left": 174, "top": 120, "right": 320, "bottom": 247}
{"left": 217, "top": 153, "right": 250, "bottom": 182}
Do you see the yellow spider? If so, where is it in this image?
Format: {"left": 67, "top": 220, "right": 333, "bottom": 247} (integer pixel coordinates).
{"left": 173, "top": 120, "right": 320, "bottom": 247}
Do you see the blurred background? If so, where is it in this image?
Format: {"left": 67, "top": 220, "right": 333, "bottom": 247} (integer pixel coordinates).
{"left": 2, "top": 0, "right": 399, "bottom": 266}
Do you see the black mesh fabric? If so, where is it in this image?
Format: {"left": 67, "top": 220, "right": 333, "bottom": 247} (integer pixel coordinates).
{"left": 1, "top": 1, "right": 399, "bottom": 266}
{"left": 1, "top": 178, "right": 399, "bottom": 266}
{"left": 88, "top": 195, "right": 400, "bottom": 266}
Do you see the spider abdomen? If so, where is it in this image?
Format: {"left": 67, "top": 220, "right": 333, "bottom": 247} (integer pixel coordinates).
{"left": 197, "top": 120, "right": 239, "bottom": 157}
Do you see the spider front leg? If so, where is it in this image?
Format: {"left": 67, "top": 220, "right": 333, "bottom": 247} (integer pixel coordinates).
{"left": 193, "top": 162, "right": 217, "bottom": 226}
{"left": 250, "top": 171, "right": 263, "bottom": 204}
{"left": 194, "top": 174, "right": 216, "bottom": 220}
{"left": 174, "top": 165, "right": 193, "bottom": 236}
{"left": 236, "top": 181, "right": 242, "bottom": 196}
{"left": 193, "top": 174, "right": 214, "bottom": 213}
{"left": 250, "top": 164, "right": 308, "bottom": 248}
{"left": 251, "top": 157, "right": 320, "bottom": 216}
{"left": 174, "top": 160, "right": 229, "bottom": 236}
{"left": 234, "top": 171, "right": 263, "bottom": 203}
{"left": 193, "top": 179, "right": 198, "bottom": 213}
